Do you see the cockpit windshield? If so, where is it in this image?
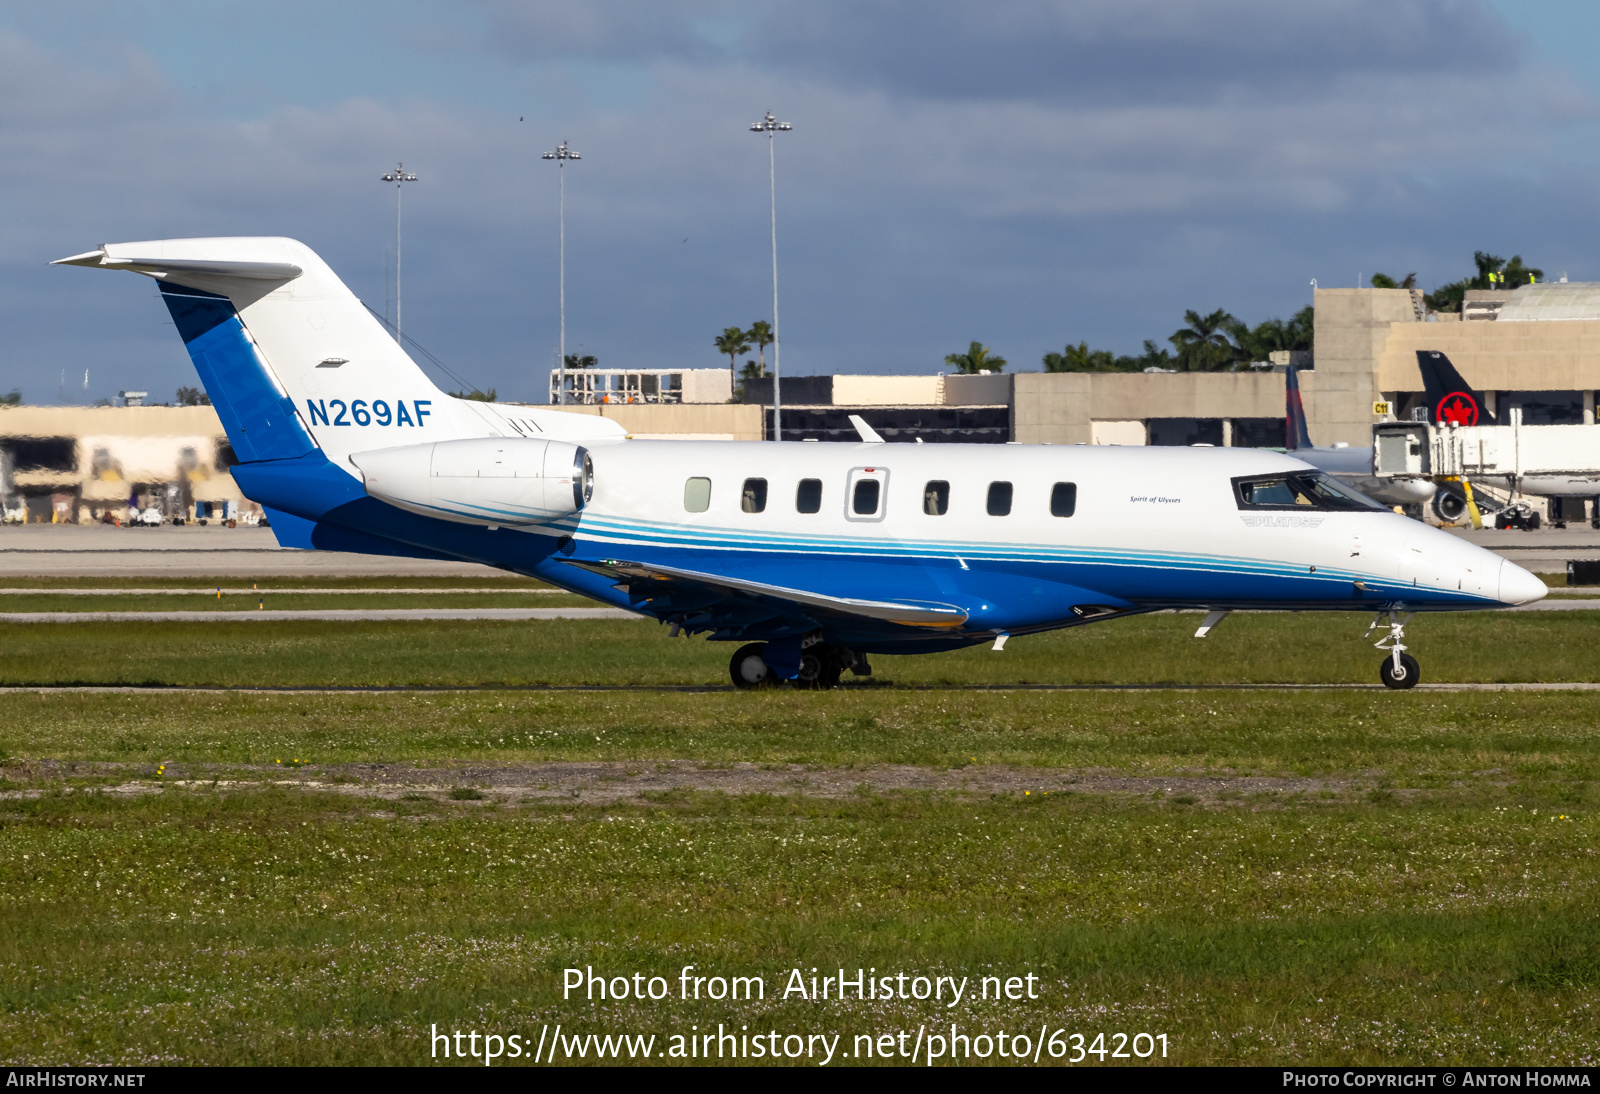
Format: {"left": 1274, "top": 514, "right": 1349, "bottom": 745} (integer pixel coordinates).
{"left": 1233, "top": 471, "right": 1386, "bottom": 511}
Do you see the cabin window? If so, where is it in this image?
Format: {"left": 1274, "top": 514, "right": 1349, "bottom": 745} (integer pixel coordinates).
{"left": 987, "top": 481, "right": 1013, "bottom": 516}
{"left": 683, "top": 477, "right": 712, "bottom": 513}
{"left": 741, "top": 478, "right": 768, "bottom": 514}
{"left": 1050, "top": 482, "right": 1077, "bottom": 517}
{"left": 1233, "top": 472, "right": 1385, "bottom": 511}
{"left": 796, "top": 478, "right": 823, "bottom": 514}
{"left": 924, "top": 480, "right": 949, "bottom": 516}
{"left": 852, "top": 478, "right": 881, "bottom": 515}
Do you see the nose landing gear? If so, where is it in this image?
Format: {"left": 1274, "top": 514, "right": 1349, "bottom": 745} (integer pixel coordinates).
{"left": 1367, "top": 611, "right": 1419, "bottom": 689}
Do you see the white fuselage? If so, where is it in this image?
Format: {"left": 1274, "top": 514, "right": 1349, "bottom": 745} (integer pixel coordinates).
{"left": 527, "top": 439, "right": 1542, "bottom": 629}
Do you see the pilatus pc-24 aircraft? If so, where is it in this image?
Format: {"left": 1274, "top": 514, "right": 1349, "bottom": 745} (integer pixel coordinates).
{"left": 56, "top": 237, "right": 1548, "bottom": 689}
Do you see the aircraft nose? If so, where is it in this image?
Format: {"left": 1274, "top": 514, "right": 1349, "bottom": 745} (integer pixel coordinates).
{"left": 1498, "top": 559, "right": 1548, "bottom": 606}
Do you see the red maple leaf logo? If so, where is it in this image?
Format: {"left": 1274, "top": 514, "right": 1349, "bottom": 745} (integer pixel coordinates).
{"left": 1436, "top": 392, "right": 1479, "bottom": 426}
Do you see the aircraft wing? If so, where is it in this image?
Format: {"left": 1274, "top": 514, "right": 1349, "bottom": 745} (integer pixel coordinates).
{"left": 562, "top": 557, "right": 969, "bottom": 634}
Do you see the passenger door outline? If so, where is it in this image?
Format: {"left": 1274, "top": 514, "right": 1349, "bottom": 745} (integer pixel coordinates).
{"left": 845, "top": 466, "right": 889, "bottom": 522}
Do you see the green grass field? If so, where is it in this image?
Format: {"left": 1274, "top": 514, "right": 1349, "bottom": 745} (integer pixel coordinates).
{"left": 0, "top": 610, "right": 1595, "bottom": 687}
{"left": 2, "top": 611, "right": 1598, "bottom": 1066}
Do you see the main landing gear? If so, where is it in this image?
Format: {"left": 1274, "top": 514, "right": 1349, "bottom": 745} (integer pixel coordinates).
{"left": 1367, "top": 611, "right": 1420, "bottom": 690}
{"left": 728, "top": 642, "right": 870, "bottom": 690}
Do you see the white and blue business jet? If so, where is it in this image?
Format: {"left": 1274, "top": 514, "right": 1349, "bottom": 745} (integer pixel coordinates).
{"left": 56, "top": 237, "right": 1547, "bottom": 689}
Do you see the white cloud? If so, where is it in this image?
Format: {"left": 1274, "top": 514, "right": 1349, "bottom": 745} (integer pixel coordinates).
{"left": 0, "top": 1, "right": 1597, "bottom": 404}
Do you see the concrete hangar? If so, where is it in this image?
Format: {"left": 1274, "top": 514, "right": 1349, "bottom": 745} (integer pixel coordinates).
{"left": 0, "top": 403, "right": 252, "bottom": 524}
{"left": 4, "top": 282, "right": 1599, "bottom": 523}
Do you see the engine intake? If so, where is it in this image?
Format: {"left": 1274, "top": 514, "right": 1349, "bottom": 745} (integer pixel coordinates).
{"left": 350, "top": 438, "right": 592, "bottom": 526}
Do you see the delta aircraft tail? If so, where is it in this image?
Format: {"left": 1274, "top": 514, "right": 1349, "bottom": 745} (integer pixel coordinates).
{"left": 1285, "top": 363, "right": 1314, "bottom": 450}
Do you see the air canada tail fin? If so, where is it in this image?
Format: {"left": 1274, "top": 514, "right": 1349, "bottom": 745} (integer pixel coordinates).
{"left": 1416, "top": 350, "right": 1495, "bottom": 426}
{"left": 1285, "top": 362, "right": 1314, "bottom": 450}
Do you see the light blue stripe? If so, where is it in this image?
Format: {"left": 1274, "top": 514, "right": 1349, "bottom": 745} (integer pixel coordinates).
{"left": 571, "top": 512, "right": 1360, "bottom": 579}
{"left": 556, "top": 512, "right": 1501, "bottom": 607}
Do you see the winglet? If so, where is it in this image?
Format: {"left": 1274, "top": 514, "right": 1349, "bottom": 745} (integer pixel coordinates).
{"left": 848, "top": 414, "right": 885, "bottom": 443}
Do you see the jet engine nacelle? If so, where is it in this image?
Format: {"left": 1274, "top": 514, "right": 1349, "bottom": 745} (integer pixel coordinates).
{"left": 350, "top": 438, "right": 593, "bottom": 526}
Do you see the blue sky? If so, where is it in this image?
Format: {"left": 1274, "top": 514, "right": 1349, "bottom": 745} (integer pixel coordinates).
{"left": 2, "top": 0, "right": 1599, "bottom": 404}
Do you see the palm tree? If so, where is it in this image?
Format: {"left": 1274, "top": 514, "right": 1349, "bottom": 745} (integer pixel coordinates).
{"left": 944, "top": 341, "right": 1006, "bottom": 374}
{"left": 746, "top": 320, "right": 773, "bottom": 376}
{"left": 1042, "top": 342, "right": 1088, "bottom": 372}
{"left": 1472, "top": 251, "right": 1507, "bottom": 288}
{"left": 1426, "top": 250, "right": 1543, "bottom": 313}
{"left": 563, "top": 353, "right": 597, "bottom": 370}
{"left": 1500, "top": 254, "right": 1543, "bottom": 289}
{"left": 1169, "top": 308, "right": 1238, "bottom": 372}
{"left": 1042, "top": 342, "right": 1120, "bottom": 372}
{"left": 713, "top": 326, "right": 750, "bottom": 388}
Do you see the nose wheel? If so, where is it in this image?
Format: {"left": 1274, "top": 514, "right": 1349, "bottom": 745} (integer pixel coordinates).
{"left": 1367, "top": 611, "right": 1420, "bottom": 690}
{"left": 1379, "top": 651, "right": 1420, "bottom": 689}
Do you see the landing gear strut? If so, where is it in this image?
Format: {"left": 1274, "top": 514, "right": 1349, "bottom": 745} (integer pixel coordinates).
{"left": 1367, "top": 611, "right": 1419, "bottom": 690}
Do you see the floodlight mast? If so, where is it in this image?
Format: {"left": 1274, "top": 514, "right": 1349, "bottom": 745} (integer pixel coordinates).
{"left": 750, "top": 111, "right": 791, "bottom": 440}
{"left": 379, "top": 164, "right": 419, "bottom": 343}
{"left": 542, "top": 140, "right": 580, "bottom": 405}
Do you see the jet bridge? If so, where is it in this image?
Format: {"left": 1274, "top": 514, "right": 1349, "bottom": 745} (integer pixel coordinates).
{"left": 1369, "top": 409, "right": 1600, "bottom": 531}
{"left": 1373, "top": 411, "right": 1600, "bottom": 498}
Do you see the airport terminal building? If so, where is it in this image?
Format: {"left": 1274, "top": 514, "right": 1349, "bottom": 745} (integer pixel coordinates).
{"left": 6, "top": 283, "right": 1600, "bottom": 522}
{"left": 555, "top": 283, "right": 1600, "bottom": 447}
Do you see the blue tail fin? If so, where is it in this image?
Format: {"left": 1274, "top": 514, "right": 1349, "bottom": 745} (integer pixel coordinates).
{"left": 1285, "top": 363, "right": 1313, "bottom": 449}
{"left": 158, "top": 281, "right": 314, "bottom": 463}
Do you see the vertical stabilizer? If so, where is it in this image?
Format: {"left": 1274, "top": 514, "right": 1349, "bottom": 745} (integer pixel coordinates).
{"left": 54, "top": 237, "right": 498, "bottom": 466}
{"left": 1417, "top": 350, "right": 1496, "bottom": 426}
{"left": 1285, "top": 363, "right": 1314, "bottom": 450}
{"left": 55, "top": 237, "right": 628, "bottom": 465}
{"left": 156, "top": 282, "right": 315, "bottom": 463}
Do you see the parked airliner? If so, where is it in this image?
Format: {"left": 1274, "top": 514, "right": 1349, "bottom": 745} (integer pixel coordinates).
{"left": 55, "top": 237, "right": 1547, "bottom": 689}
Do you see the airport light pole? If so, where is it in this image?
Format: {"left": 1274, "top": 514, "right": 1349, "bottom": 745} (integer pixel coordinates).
{"left": 542, "top": 140, "right": 580, "bottom": 405}
{"left": 380, "top": 163, "right": 419, "bottom": 342}
{"left": 750, "top": 111, "right": 791, "bottom": 440}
